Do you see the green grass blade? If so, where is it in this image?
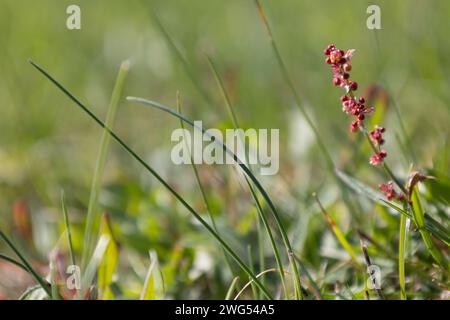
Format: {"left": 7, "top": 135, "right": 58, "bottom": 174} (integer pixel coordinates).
{"left": 399, "top": 213, "right": 407, "bottom": 300}
{"left": 247, "top": 245, "right": 259, "bottom": 299}
{"left": 313, "top": 193, "right": 360, "bottom": 267}
{"left": 411, "top": 187, "right": 447, "bottom": 268}
{"left": 0, "top": 230, "right": 52, "bottom": 298}
{"left": 82, "top": 60, "right": 130, "bottom": 269}
{"left": 206, "top": 55, "right": 289, "bottom": 298}
{"left": 0, "top": 253, "right": 28, "bottom": 272}
{"left": 49, "top": 253, "right": 61, "bottom": 300}
{"left": 225, "top": 276, "right": 240, "bottom": 300}
{"left": 29, "top": 60, "right": 272, "bottom": 300}
{"left": 61, "top": 190, "right": 76, "bottom": 267}
{"left": 176, "top": 94, "right": 236, "bottom": 278}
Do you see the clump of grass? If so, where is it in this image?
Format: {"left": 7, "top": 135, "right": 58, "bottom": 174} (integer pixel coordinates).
{"left": 29, "top": 60, "right": 273, "bottom": 300}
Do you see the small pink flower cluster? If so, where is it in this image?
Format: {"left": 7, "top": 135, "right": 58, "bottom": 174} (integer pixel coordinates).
{"left": 324, "top": 44, "right": 374, "bottom": 133}
{"left": 324, "top": 44, "right": 404, "bottom": 201}
{"left": 379, "top": 182, "right": 404, "bottom": 201}
{"left": 369, "top": 126, "right": 387, "bottom": 166}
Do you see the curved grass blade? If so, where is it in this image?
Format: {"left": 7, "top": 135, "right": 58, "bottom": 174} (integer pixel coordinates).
{"left": 225, "top": 276, "right": 240, "bottom": 300}
{"left": 61, "top": 190, "right": 76, "bottom": 267}
{"left": 0, "top": 253, "right": 28, "bottom": 272}
{"left": 127, "top": 95, "right": 303, "bottom": 299}
{"left": 19, "top": 285, "right": 42, "bottom": 300}
{"left": 206, "top": 55, "right": 290, "bottom": 298}
{"left": 176, "top": 94, "right": 236, "bottom": 279}
{"left": 411, "top": 187, "right": 447, "bottom": 268}
{"left": 29, "top": 60, "right": 272, "bottom": 300}
{"left": 398, "top": 212, "right": 407, "bottom": 300}
{"left": 0, "top": 230, "right": 52, "bottom": 298}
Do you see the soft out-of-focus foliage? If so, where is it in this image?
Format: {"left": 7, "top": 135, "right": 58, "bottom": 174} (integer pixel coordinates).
{"left": 0, "top": 0, "right": 449, "bottom": 299}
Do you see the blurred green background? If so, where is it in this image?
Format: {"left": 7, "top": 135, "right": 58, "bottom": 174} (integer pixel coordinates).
{"left": 0, "top": 0, "right": 449, "bottom": 299}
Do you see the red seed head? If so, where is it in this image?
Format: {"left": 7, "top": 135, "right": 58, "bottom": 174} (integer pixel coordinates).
{"left": 333, "top": 77, "right": 341, "bottom": 86}
{"left": 325, "top": 57, "right": 331, "bottom": 64}
{"left": 349, "top": 81, "right": 358, "bottom": 91}
{"left": 343, "top": 63, "right": 352, "bottom": 72}
{"left": 379, "top": 150, "right": 387, "bottom": 158}
{"left": 358, "top": 114, "right": 365, "bottom": 121}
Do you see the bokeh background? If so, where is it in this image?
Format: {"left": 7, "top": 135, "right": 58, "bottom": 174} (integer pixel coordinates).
{"left": 0, "top": 0, "right": 449, "bottom": 299}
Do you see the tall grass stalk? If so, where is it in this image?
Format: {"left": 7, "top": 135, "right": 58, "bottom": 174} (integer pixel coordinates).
{"left": 82, "top": 60, "right": 130, "bottom": 269}
{"left": 0, "top": 253, "right": 28, "bottom": 272}
{"left": 61, "top": 190, "right": 76, "bottom": 267}
{"left": 206, "top": 55, "right": 289, "bottom": 298}
{"left": 30, "top": 60, "right": 273, "bottom": 300}
{"left": 399, "top": 213, "right": 407, "bottom": 299}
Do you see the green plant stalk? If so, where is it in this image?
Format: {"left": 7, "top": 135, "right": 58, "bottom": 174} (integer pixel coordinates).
{"left": 255, "top": 216, "right": 265, "bottom": 295}
{"left": 225, "top": 276, "right": 240, "bottom": 300}
{"left": 411, "top": 188, "right": 446, "bottom": 268}
{"left": 61, "top": 190, "right": 76, "bottom": 267}
{"left": 206, "top": 56, "right": 289, "bottom": 298}
{"left": 82, "top": 60, "right": 130, "bottom": 269}
{"left": 293, "top": 255, "right": 323, "bottom": 300}
{"left": 0, "top": 230, "right": 52, "bottom": 298}
{"left": 399, "top": 213, "right": 407, "bottom": 300}
{"left": 49, "top": 256, "right": 60, "bottom": 300}
{"left": 176, "top": 95, "right": 236, "bottom": 279}
{"left": 30, "top": 60, "right": 273, "bottom": 300}
{"left": 314, "top": 194, "right": 360, "bottom": 268}
{"left": 0, "top": 253, "right": 28, "bottom": 272}
{"left": 247, "top": 245, "right": 259, "bottom": 299}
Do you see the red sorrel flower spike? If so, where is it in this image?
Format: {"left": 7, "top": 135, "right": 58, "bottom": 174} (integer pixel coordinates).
{"left": 324, "top": 44, "right": 405, "bottom": 203}
{"left": 324, "top": 44, "right": 374, "bottom": 133}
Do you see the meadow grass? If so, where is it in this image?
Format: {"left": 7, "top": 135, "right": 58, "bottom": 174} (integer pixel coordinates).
{"left": 0, "top": 1, "right": 448, "bottom": 301}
